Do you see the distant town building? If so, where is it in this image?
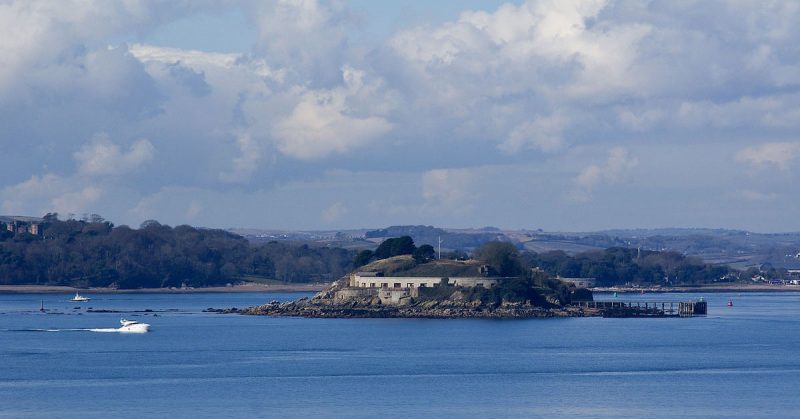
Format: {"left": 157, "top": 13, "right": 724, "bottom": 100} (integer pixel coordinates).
{"left": 0, "top": 216, "right": 43, "bottom": 236}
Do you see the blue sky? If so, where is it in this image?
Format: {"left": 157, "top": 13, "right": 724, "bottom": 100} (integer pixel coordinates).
{"left": 1, "top": 1, "right": 799, "bottom": 232}
{"left": 139, "top": 1, "right": 522, "bottom": 53}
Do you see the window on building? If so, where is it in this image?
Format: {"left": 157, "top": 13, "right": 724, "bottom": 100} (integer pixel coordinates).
{"left": 393, "top": 283, "right": 401, "bottom": 288}
{"left": 370, "top": 283, "right": 375, "bottom": 288}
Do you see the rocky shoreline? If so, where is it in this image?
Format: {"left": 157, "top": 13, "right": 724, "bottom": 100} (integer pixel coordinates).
{"left": 208, "top": 300, "right": 599, "bottom": 319}
{"left": 207, "top": 277, "right": 603, "bottom": 319}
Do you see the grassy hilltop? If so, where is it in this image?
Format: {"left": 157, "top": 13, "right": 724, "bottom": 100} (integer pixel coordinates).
{"left": 355, "top": 255, "right": 484, "bottom": 277}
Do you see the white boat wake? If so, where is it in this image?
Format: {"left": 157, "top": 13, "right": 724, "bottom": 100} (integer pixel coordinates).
{"left": 9, "top": 319, "right": 150, "bottom": 334}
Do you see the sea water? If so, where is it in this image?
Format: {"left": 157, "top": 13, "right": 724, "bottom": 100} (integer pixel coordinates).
{"left": 2, "top": 292, "right": 800, "bottom": 418}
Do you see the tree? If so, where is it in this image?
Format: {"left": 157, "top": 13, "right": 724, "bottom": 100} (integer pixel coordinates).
{"left": 474, "top": 241, "right": 521, "bottom": 276}
{"left": 140, "top": 219, "right": 162, "bottom": 229}
{"left": 0, "top": 226, "right": 10, "bottom": 241}
{"left": 88, "top": 214, "right": 105, "bottom": 224}
{"left": 413, "top": 244, "right": 435, "bottom": 262}
{"left": 353, "top": 249, "right": 374, "bottom": 268}
{"left": 374, "top": 236, "right": 416, "bottom": 260}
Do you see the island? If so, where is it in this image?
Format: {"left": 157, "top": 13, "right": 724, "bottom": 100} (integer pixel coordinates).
{"left": 227, "top": 242, "right": 600, "bottom": 318}
{"left": 218, "top": 239, "right": 707, "bottom": 319}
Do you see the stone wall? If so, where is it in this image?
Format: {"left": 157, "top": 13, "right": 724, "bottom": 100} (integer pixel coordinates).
{"left": 334, "top": 288, "right": 376, "bottom": 301}
{"left": 351, "top": 274, "right": 512, "bottom": 289}
{"left": 378, "top": 288, "right": 412, "bottom": 304}
{"left": 558, "top": 277, "right": 597, "bottom": 288}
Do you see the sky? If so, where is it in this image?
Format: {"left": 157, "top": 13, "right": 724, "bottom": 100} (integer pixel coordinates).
{"left": 1, "top": 0, "right": 799, "bottom": 232}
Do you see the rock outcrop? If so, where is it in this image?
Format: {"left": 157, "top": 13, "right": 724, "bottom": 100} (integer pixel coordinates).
{"left": 209, "top": 278, "right": 600, "bottom": 319}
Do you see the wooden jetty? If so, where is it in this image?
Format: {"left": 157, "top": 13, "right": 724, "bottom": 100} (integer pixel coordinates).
{"left": 576, "top": 300, "right": 707, "bottom": 318}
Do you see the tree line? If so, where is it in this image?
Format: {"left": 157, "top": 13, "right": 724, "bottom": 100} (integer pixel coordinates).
{"left": 522, "top": 247, "right": 732, "bottom": 286}
{"left": 0, "top": 216, "right": 734, "bottom": 289}
{"left": 358, "top": 237, "right": 732, "bottom": 287}
{"left": 0, "top": 216, "right": 353, "bottom": 288}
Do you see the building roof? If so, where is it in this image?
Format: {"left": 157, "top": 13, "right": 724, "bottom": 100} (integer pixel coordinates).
{"left": 355, "top": 271, "right": 383, "bottom": 277}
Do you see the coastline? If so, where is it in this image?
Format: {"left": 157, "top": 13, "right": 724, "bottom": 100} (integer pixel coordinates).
{"left": 4, "top": 282, "right": 798, "bottom": 295}
{"left": 592, "top": 284, "right": 800, "bottom": 293}
{"left": 0, "top": 283, "right": 328, "bottom": 294}
{"left": 223, "top": 303, "right": 598, "bottom": 319}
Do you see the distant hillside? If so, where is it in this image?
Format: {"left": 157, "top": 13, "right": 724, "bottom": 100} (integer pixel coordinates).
{"left": 233, "top": 225, "right": 800, "bottom": 270}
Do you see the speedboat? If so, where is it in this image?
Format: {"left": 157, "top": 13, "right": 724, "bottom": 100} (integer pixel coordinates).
{"left": 118, "top": 319, "right": 150, "bottom": 333}
{"left": 70, "top": 292, "right": 90, "bottom": 302}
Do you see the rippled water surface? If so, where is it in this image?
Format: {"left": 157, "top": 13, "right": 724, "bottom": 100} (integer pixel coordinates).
{"left": 2, "top": 291, "right": 799, "bottom": 418}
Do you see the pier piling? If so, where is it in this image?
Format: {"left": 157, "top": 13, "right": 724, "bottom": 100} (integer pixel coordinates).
{"left": 577, "top": 300, "right": 706, "bottom": 318}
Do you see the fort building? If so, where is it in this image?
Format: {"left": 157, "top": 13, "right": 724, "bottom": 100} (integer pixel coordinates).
{"left": 349, "top": 273, "right": 515, "bottom": 289}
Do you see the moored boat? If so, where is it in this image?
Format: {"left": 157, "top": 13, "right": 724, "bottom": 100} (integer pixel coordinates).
{"left": 70, "top": 292, "right": 90, "bottom": 302}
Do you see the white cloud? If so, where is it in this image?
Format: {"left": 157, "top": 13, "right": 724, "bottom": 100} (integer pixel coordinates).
{"left": 219, "top": 133, "right": 262, "bottom": 183}
{"left": 617, "top": 108, "right": 665, "bottom": 132}
{"left": 74, "top": 134, "right": 155, "bottom": 176}
{"left": 130, "top": 44, "right": 240, "bottom": 69}
{"left": 382, "top": 0, "right": 658, "bottom": 155}
{"left": 129, "top": 186, "right": 199, "bottom": 223}
{"left": 572, "top": 147, "right": 638, "bottom": 201}
{"left": 484, "top": 0, "right": 650, "bottom": 98}
{"left": 252, "top": 0, "right": 352, "bottom": 85}
{"left": 186, "top": 200, "right": 204, "bottom": 219}
{"left": 321, "top": 202, "right": 348, "bottom": 223}
{"left": 50, "top": 186, "right": 103, "bottom": 215}
{"left": 3, "top": 1, "right": 800, "bottom": 231}
{"left": 129, "top": 43, "right": 285, "bottom": 81}
{"left": 422, "top": 168, "right": 475, "bottom": 212}
{"left": 0, "top": 1, "right": 179, "bottom": 106}
{"left": 736, "top": 142, "right": 800, "bottom": 170}
{"left": 271, "top": 67, "right": 393, "bottom": 160}
{"left": 676, "top": 96, "right": 800, "bottom": 130}
{"left": 0, "top": 173, "right": 102, "bottom": 216}
{"left": 0, "top": 174, "right": 63, "bottom": 214}
{"left": 500, "top": 113, "right": 567, "bottom": 153}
